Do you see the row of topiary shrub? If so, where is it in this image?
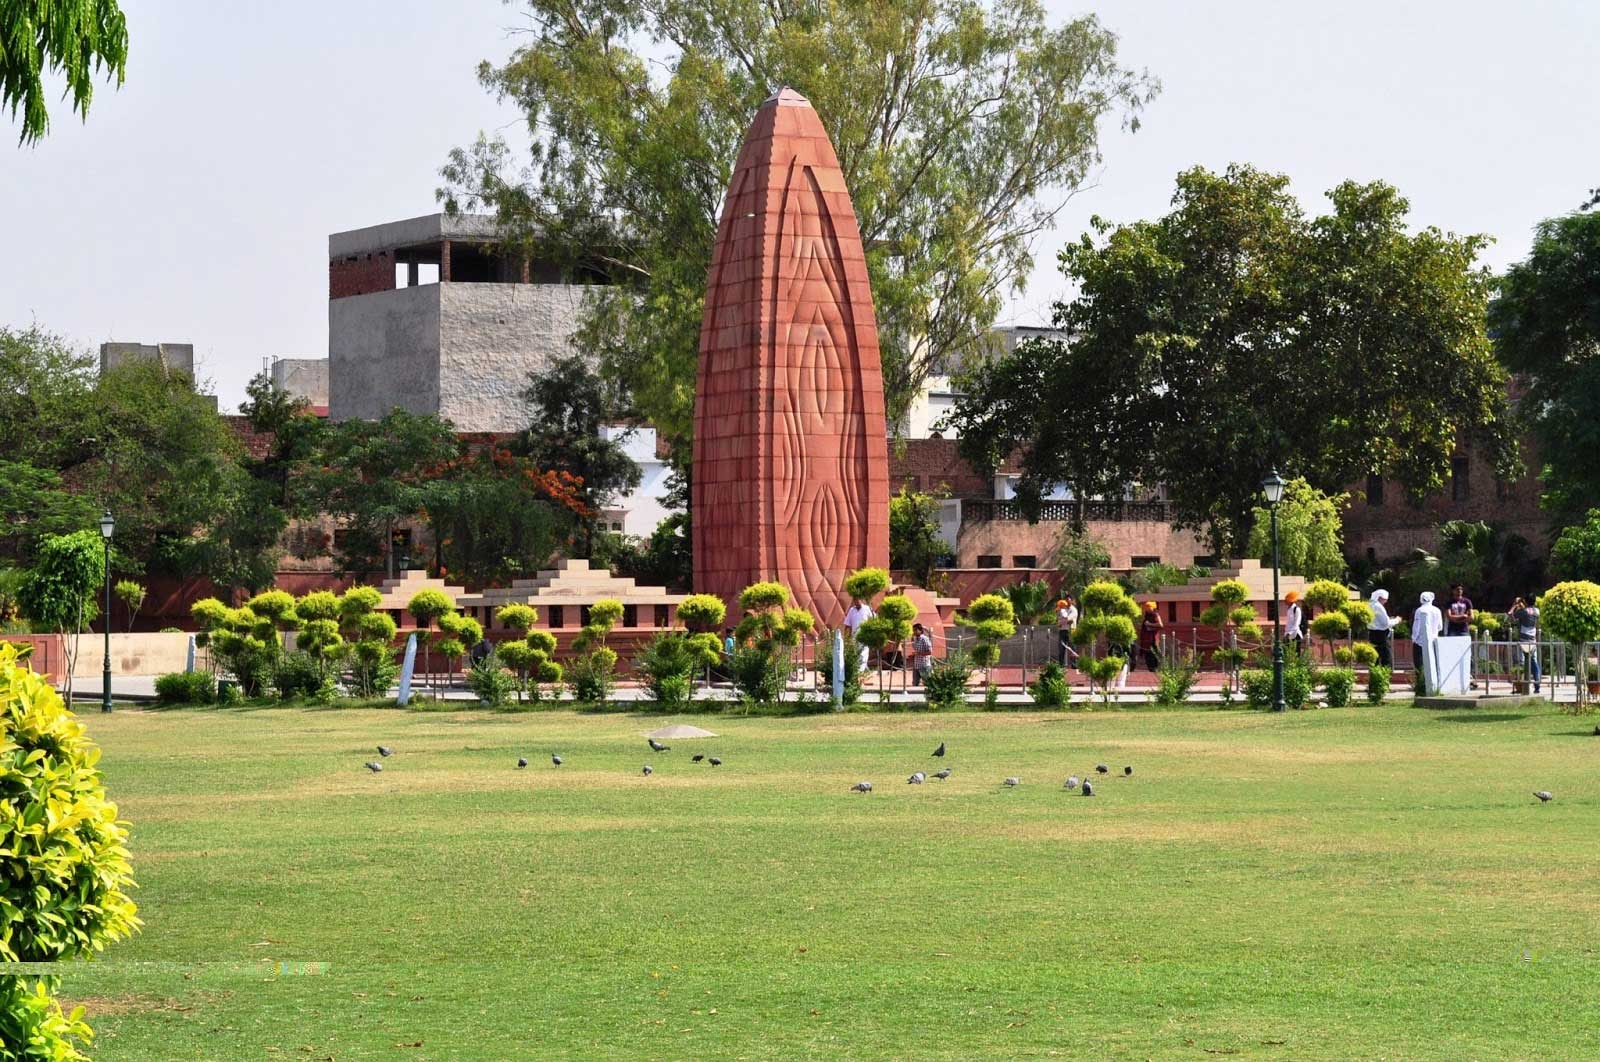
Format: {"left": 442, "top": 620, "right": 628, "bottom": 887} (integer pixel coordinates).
{"left": 1238, "top": 662, "right": 1391, "bottom": 709}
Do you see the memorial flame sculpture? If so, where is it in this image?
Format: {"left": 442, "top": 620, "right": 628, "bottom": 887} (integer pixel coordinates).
{"left": 692, "top": 87, "right": 890, "bottom": 630}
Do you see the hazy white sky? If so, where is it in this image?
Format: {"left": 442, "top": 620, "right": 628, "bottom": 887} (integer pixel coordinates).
{"left": 2, "top": 0, "right": 1595, "bottom": 410}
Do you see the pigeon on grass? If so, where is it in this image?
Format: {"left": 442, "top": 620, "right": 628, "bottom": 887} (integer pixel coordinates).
{"left": 551, "top": 754, "right": 562, "bottom": 766}
{"left": 1095, "top": 764, "right": 1109, "bottom": 774}
{"left": 1003, "top": 777, "right": 1021, "bottom": 788}
{"left": 363, "top": 762, "right": 383, "bottom": 773}
{"left": 517, "top": 757, "right": 528, "bottom": 769}
{"left": 1534, "top": 790, "right": 1554, "bottom": 803}
{"left": 377, "top": 746, "right": 393, "bottom": 757}
{"left": 850, "top": 781, "right": 873, "bottom": 793}
{"left": 692, "top": 754, "right": 704, "bottom": 763}
{"left": 643, "top": 765, "right": 654, "bottom": 776}
{"left": 907, "top": 772, "right": 926, "bottom": 785}
{"left": 932, "top": 742, "right": 946, "bottom": 758}
{"left": 933, "top": 769, "right": 951, "bottom": 781}
{"left": 708, "top": 757, "right": 722, "bottom": 766}
{"left": 1082, "top": 780, "right": 1095, "bottom": 797}
{"left": 1063, "top": 776, "right": 1080, "bottom": 791}
{"left": 648, "top": 739, "right": 670, "bottom": 752}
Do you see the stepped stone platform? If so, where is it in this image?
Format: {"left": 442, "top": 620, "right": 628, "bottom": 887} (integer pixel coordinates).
{"left": 370, "top": 561, "right": 685, "bottom": 633}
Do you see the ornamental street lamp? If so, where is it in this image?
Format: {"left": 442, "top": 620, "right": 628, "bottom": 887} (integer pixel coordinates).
{"left": 1261, "top": 471, "right": 1286, "bottom": 712}
{"left": 99, "top": 510, "right": 115, "bottom": 713}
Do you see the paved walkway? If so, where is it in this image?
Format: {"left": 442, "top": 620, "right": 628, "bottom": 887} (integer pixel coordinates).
{"left": 70, "top": 672, "right": 1583, "bottom": 708}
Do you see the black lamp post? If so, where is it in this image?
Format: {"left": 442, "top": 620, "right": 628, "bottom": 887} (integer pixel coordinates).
{"left": 1262, "top": 471, "right": 1286, "bottom": 712}
{"left": 99, "top": 510, "right": 115, "bottom": 713}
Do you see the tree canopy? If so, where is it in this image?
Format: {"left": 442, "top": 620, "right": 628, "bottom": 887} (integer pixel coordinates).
{"left": 1488, "top": 203, "right": 1600, "bottom": 524}
{"left": 440, "top": 0, "right": 1156, "bottom": 441}
{"left": 1245, "top": 477, "right": 1347, "bottom": 583}
{"left": 2, "top": 0, "right": 128, "bottom": 144}
{"left": 951, "top": 165, "right": 1516, "bottom": 553}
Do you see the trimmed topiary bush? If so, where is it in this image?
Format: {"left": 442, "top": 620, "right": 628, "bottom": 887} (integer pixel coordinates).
{"left": 677, "top": 594, "right": 726, "bottom": 632}
{"left": 1322, "top": 667, "right": 1356, "bottom": 708}
{"left": 922, "top": 650, "right": 974, "bottom": 710}
{"left": 154, "top": 671, "right": 216, "bottom": 706}
{"left": 1029, "top": 661, "right": 1071, "bottom": 708}
{"left": 0, "top": 642, "right": 140, "bottom": 1058}
{"left": 842, "top": 567, "right": 891, "bottom": 602}
{"left": 1366, "top": 664, "right": 1392, "bottom": 703}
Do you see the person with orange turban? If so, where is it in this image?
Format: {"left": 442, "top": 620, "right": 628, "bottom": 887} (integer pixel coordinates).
{"left": 1285, "top": 590, "right": 1305, "bottom": 657}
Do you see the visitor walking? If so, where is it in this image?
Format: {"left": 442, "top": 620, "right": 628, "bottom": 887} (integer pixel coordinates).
{"left": 911, "top": 623, "right": 934, "bottom": 685}
{"left": 1411, "top": 591, "right": 1443, "bottom": 695}
{"left": 1284, "top": 590, "right": 1305, "bottom": 658}
{"left": 1444, "top": 584, "right": 1474, "bottom": 637}
{"left": 1367, "top": 589, "right": 1395, "bottom": 667}
{"left": 1508, "top": 596, "right": 1541, "bottom": 693}
{"left": 843, "top": 594, "right": 874, "bottom": 669}
{"left": 1138, "top": 601, "right": 1163, "bottom": 671}
{"left": 1056, "top": 596, "right": 1079, "bottom": 668}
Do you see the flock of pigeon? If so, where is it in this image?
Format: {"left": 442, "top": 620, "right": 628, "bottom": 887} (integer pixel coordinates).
{"left": 361, "top": 736, "right": 724, "bottom": 776}
{"left": 360, "top": 737, "right": 1557, "bottom": 804}
{"left": 847, "top": 740, "right": 1136, "bottom": 797}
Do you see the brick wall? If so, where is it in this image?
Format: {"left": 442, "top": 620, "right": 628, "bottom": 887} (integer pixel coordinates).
{"left": 954, "top": 517, "right": 1208, "bottom": 569}
{"left": 1342, "top": 438, "right": 1547, "bottom": 565}
{"left": 329, "top": 252, "right": 395, "bottom": 299}
{"left": 888, "top": 438, "right": 1003, "bottom": 498}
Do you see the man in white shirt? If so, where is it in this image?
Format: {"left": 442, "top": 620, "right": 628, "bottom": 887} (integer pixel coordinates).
{"left": 1284, "top": 591, "right": 1305, "bottom": 658}
{"left": 1056, "top": 596, "right": 1079, "bottom": 668}
{"left": 842, "top": 596, "right": 874, "bottom": 669}
{"left": 1366, "top": 589, "right": 1394, "bottom": 667}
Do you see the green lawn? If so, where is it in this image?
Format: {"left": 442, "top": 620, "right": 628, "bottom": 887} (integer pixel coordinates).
{"left": 59, "top": 702, "right": 1600, "bottom": 1059}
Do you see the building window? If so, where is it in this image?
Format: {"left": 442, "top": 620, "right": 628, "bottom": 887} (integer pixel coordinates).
{"left": 976, "top": 555, "right": 1001, "bottom": 569}
{"left": 1452, "top": 456, "right": 1469, "bottom": 502}
{"left": 1190, "top": 602, "right": 1202, "bottom": 622}
{"left": 654, "top": 604, "right": 670, "bottom": 629}
{"left": 1012, "top": 555, "right": 1036, "bottom": 569}
{"left": 611, "top": 521, "right": 624, "bottom": 531}
{"left": 1167, "top": 601, "right": 1177, "bottom": 623}
{"left": 622, "top": 604, "right": 638, "bottom": 628}
{"left": 547, "top": 605, "right": 564, "bottom": 629}
{"left": 1131, "top": 555, "right": 1160, "bottom": 569}
{"left": 1366, "top": 474, "right": 1384, "bottom": 508}
{"left": 580, "top": 605, "right": 592, "bottom": 628}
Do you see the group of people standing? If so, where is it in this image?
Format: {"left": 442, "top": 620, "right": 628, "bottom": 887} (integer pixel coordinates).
{"left": 1283, "top": 582, "right": 1542, "bottom": 695}
{"left": 1053, "top": 594, "right": 1164, "bottom": 672}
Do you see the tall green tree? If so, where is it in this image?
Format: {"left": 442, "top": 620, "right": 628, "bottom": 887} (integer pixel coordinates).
{"left": 517, "top": 353, "right": 640, "bottom": 556}
{"left": 952, "top": 165, "right": 1516, "bottom": 554}
{"left": 192, "top": 372, "right": 326, "bottom": 595}
{"left": 1488, "top": 202, "right": 1600, "bottom": 523}
{"left": 1244, "top": 478, "right": 1347, "bottom": 582}
{"left": 301, "top": 410, "right": 459, "bottom": 579}
{"left": 0, "top": 328, "right": 239, "bottom": 573}
{"left": 440, "top": 0, "right": 1155, "bottom": 441}
{"left": 16, "top": 528, "right": 105, "bottom": 702}
{"left": 1, "top": 0, "right": 128, "bottom": 144}
{"left": 888, "top": 486, "right": 947, "bottom": 587}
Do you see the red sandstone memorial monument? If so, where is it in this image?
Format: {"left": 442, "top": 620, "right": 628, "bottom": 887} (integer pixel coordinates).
{"left": 692, "top": 88, "right": 891, "bottom": 629}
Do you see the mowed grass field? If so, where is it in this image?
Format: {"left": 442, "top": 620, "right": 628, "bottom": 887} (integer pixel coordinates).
{"left": 59, "top": 703, "right": 1600, "bottom": 1060}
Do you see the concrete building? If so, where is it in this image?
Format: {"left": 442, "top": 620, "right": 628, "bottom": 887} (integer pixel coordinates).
{"left": 268, "top": 356, "right": 329, "bottom": 411}
{"left": 327, "top": 213, "right": 603, "bottom": 432}
{"left": 100, "top": 341, "right": 195, "bottom": 377}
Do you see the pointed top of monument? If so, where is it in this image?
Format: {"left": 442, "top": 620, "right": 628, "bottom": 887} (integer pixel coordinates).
{"left": 765, "top": 85, "right": 811, "bottom": 107}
